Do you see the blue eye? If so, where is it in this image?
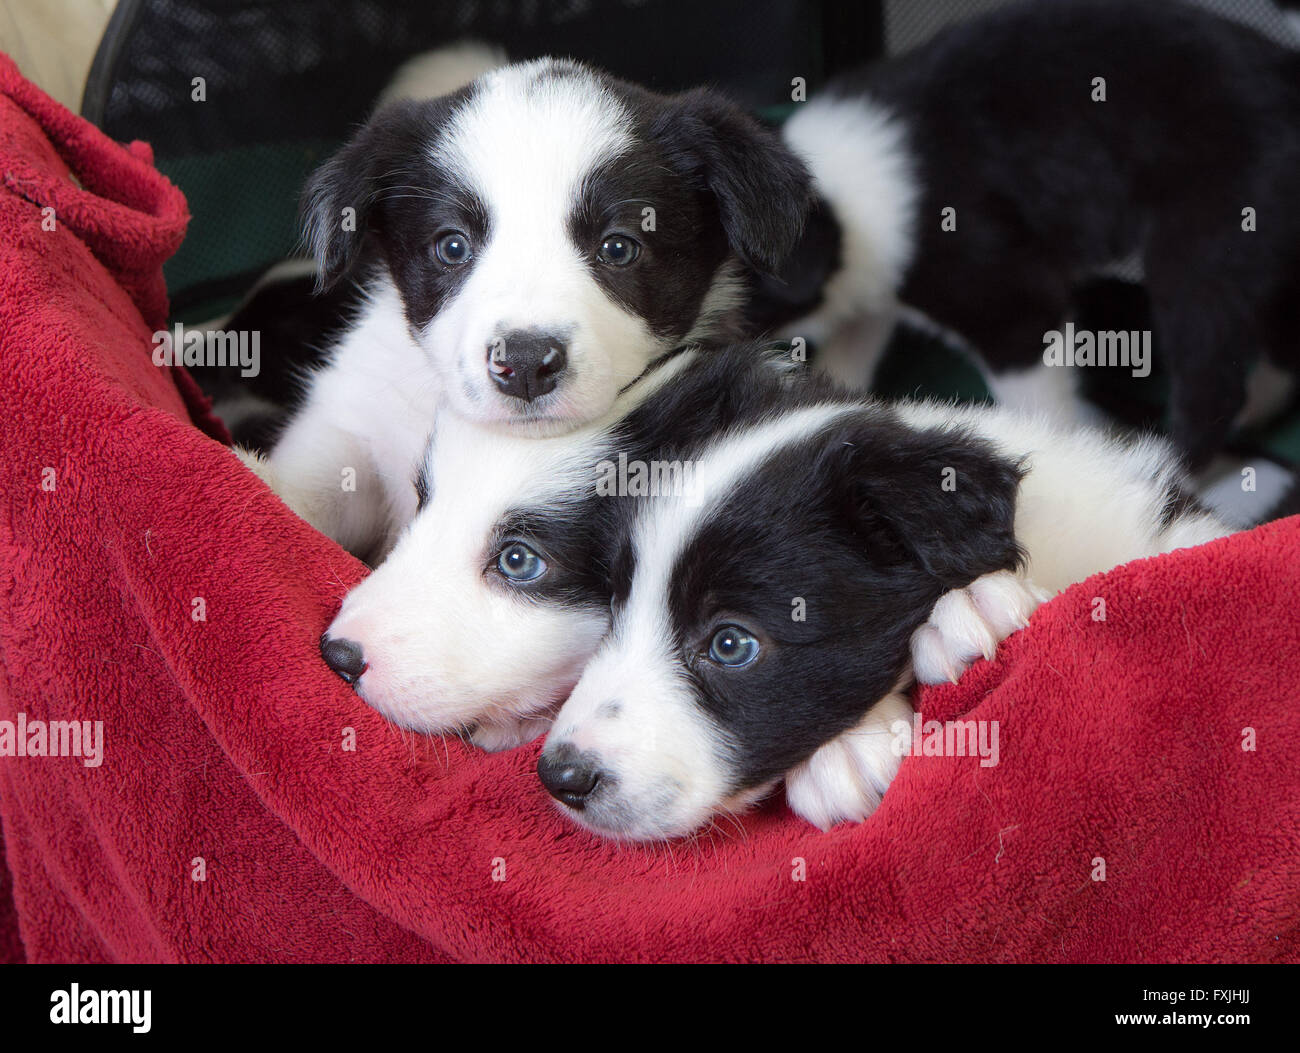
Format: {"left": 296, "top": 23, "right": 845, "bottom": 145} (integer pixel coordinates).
{"left": 496, "top": 542, "right": 547, "bottom": 582}
{"left": 707, "top": 625, "right": 760, "bottom": 667}
{"left": 435, "top": 231, "right": 471, "bottom": 265}
{"left": 597, "top": 235, "right": 639, "bottom": 266}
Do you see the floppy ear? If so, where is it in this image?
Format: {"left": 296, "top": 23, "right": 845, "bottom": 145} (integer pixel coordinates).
{"left": 744, "top": 194, "right": 841, "bottom": 331}
{"left": 824, "top": 417, "right": 1025, "bottom": 589}
{"left": 654, "top": 89, "right": 814, "bottom": 275}
{"left": 300, "top": 100, "right": 431, "bottom": 291}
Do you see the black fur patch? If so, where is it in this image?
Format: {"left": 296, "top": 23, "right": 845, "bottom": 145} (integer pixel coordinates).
{"left": 748, "top": 0, "right": 1300, "bottom": 467}
{"left": 659, "top": 407, "right": 1022, "bottom": 789}
{"left": 487, "top": 506, "right": 612, "bottom": 610}
{"left": 567, "top": 148, "right": 732, "bottom": 342}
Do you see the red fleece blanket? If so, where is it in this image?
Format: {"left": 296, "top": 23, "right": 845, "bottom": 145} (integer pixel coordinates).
{"left": 1, "top": 54, "right": 1298, "bottom": 964}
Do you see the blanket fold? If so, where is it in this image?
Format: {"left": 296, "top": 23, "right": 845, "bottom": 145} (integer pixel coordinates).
{"left": 1, "top": 52, "right": 1296, "bottom": 964}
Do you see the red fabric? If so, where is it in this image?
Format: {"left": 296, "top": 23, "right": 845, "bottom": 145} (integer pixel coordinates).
{"left": 1, "top": 53, "right": 1298, "bottom": 964}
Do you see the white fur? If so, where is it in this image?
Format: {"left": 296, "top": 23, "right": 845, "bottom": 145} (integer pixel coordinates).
{"left": 780, "top": 94, "right": 917, "bottom": 387}
{"left": 985, "top": 361, "right": 1089, "bottom": 426}
{"left": 246, "top": 277, "right": 436, "bottom": 557}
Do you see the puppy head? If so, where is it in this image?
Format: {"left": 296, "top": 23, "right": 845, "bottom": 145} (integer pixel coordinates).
{"left": 318, "top": 346, "right": 705, "bottom": 743}
{"left": 538, "top": 409, "right": 1023, "bottom": 840}
{"left": 319, "top": 412, "right": 612, "bottom": 741}
{"left": 302, "top": 58, "right": 811, "bottom": 433}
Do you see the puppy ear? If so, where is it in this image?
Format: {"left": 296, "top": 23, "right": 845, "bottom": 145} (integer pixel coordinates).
{"left": 300, "top": 100, "right": 428, "bottom": 291}
{"left": 655, "top": 89, "right": 813, "bottom": 275}
{"left": 744, "top": 194, "right": 841, "bottom": 332}
{"left": 823, "top": 417, "right": 1025, "bottom": 589}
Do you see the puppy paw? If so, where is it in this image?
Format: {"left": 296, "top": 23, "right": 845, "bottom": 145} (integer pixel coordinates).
{"left": 911, "top": 570, "right": 1049, "bottom": 685}
{"left": 234, "top": 445, "right": 277, "bottom": 486}
{"left": 233, "top": 446, "right": 320, "bottom": 534}
{"left": 469, "top": 712, "right": 554, "bottom": 753}
{"left": 785, "top": 692, "right": 913, "bottom": 830}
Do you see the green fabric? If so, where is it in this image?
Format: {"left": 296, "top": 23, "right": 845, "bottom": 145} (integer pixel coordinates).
{"left": 160, "top": 139, "right": 339, "bottom": 321}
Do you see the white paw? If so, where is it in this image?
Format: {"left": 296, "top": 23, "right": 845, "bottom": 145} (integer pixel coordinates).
{"left": 233, "top": 445, "right": 320, "bottom": 534}
{"left": 234, "top": 444, "right": 278, "bottom": 487}
{"left": 785, "top": 692, "right": 913, "bottom": 831}
{"left": 469, "top": 712, "right": 554, "bottom": 753}
{"left": 910, "top": 570, "right": 1049, "bottom": 685}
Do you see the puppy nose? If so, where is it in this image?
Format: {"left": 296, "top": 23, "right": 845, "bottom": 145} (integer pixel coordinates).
{"left": 320, "top": 634, "right": 367, "bottom": 685}
{"left": 537, "top": 744, "right": 601, "bottom": 808}
{"left": 487, "top": 330, "right": 567, "bottom": 402}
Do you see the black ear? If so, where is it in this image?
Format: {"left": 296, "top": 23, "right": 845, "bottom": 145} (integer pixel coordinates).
{"left": 654, "top": 89, "right": 814, "bottom": 275}
{"left": 744, "top": 194, "right": 841, "bottom": 332}
{"left": 825, "top": 417, "right": 1025, "bottom": 589}
{"left": 300, "top": 100, "right": 430, "bottom": 291}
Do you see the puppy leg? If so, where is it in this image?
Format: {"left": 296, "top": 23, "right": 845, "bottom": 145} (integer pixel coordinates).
{"left": 910, "top": 570, "right": 1050, "bottom": 685}
{"left": 810, "top": 308, "right": 898, "bottom": 392}
{"left": 1145, "top": 214, "right": 1257, "bottom": 469}
{"left": 234, "top": 413, "right": 390, "bottom": 559}
{"left": 784, "top": 690, "right": 914, "bottom": 831}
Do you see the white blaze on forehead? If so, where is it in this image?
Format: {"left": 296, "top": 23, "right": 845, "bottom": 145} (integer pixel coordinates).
{"left": 619, "top": 401, "right": 863, "bottom": 641}
{"left": 437, "top": 60, "right": 635, "bottom": 246}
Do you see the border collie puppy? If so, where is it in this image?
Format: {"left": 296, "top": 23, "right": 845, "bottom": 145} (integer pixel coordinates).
{"left": 320, "top": 343, "right": 1042, "bottom": 757}
{"left": 751, "top": 0, "right": 1300, "bottom": 468}
{"left": 242, "top": 54, "right": 811, "bottom": 560}
{"left": 316, "top": 348, "right": 702, "bottom": 750}
{"left": 535, "top": 351, "right": 1233, "bottom": 840}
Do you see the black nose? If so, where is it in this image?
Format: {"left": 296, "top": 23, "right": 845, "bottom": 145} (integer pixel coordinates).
{"left": 537, "top": 744, "right": 601, "bottom": 808}
{"left": 487, "top": 330, "right": 567, "bottom": 402}
{"left": 320, "top": 634, "right": 366, "bottom": 685}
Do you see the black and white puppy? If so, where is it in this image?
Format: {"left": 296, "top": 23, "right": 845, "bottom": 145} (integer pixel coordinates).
{"left": 535, "top": 349, "right": 1232, "bottom": 840}
{"left": 318, "top": 348, "right": 703, "bottom": 750}
{"left": 752, "top": 0, "right": 1300, "bottom": 468}
{"left": 320, "top": 347, "right": 861, "bottom": 750}
{"left": 320, "top": 343, "right": 1043, "bottom": 760}
{"left": 321, "top": 342, "right": 1229, "bottom": 833}
{"left": 243, "top": 53, "right": 811, "bottom": 560}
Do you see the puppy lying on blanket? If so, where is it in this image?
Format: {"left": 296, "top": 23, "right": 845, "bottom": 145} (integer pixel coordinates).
{"left": 323, "top": 345, "right": 1232, "bottom": 834}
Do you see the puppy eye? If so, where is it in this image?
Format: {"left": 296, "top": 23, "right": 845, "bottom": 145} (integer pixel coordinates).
{"left": 597, "top": 235, "right": 639, "bottom": 266}
{"left": 434, "top": 231, "right": 472, "bottom": 266}
{"left": 495, "top": 541, "right": 548, "bottom": 582}
{"left": 707, "top": 624, "right": 760, "bottom": 668}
